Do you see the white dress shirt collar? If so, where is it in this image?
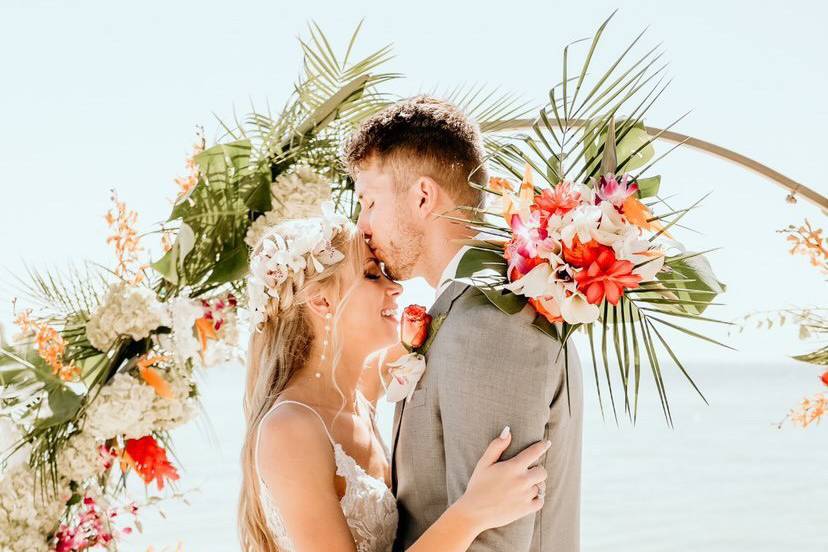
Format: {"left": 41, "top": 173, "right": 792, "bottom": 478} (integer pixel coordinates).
{"left": 435, "top": 231, "right": 489, "bottom": 300}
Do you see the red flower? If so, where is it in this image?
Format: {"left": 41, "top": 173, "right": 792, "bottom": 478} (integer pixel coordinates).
{"left": 573, "top": 248, "right": 642, "bottom": 305}
{"left": 401, "top": 305, "right": 432, "bottom": 350}
{"left": 562, "top": 237, "right": 610, "bottom": 269}
{"left": 821, "top": 371, "right": 828, "bottom": 387}
{"left": 122, "top": 435, "right": 179, "bottom": 490}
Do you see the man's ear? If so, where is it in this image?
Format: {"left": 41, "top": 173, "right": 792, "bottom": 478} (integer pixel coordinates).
{"left": 306, "top": 293, "right": 332, "bottom": 319}
{"left": 411, "top": 176, "right": 444, "bottom": 219}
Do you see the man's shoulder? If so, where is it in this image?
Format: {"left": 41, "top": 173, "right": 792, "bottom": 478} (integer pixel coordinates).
{"left": 443, "top": 284, "right": 544, "bottom": 339}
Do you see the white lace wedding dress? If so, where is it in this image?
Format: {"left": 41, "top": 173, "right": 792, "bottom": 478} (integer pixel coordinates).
{"left": 255, "top": 399, "right": 399, "bottom": 552}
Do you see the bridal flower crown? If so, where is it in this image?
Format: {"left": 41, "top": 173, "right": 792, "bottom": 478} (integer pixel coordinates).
{"left": 248, "top": 201, "right": 349, "bottom": 330}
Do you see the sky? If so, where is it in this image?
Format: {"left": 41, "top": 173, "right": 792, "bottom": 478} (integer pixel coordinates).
{"left": 1, "top": 2, "right": 827, "bottom": 550}
{"left": 1, "top": 1, "right": 825, "bottom": 367}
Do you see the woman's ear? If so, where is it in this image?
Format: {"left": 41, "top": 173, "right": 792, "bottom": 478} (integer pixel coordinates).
{"left": 306, "top": 293, "right": 332, "bottom": 319}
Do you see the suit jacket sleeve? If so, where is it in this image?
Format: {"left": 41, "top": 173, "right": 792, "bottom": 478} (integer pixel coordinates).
{"left": 436, "top": 287, "right": 572, "bottom": 551}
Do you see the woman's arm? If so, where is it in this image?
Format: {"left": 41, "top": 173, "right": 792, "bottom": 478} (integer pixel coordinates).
{"left": 359, "top": 343, "right": 407, "bottom": 406}
{"left": 257, "top": 406, "right": 357, "bottom": 552}
{"left": 406, "top": 429, "right": 550, "bottom": 552}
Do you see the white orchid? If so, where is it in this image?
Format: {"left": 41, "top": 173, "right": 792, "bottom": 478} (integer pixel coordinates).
{"left": 386, "top": 353, "right": 427, "bottom": 403}
{"left": 561, "top": 205, "right": 602, "bottom": 247}
{"left": 504, "top": 263, "right": 554, "bottom": 298}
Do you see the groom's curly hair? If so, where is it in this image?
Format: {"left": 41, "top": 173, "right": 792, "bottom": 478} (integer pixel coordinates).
{"left": 342, "top": 95, "right": 488, "bottom": 210}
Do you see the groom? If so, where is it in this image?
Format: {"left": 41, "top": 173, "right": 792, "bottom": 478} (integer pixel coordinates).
{"left": 346, "top": 96, "right": 583, "bottom": 551}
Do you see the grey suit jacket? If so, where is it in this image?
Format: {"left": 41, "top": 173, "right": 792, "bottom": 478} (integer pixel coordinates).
{"left": 391, "top": 282, "right": 583, "bottom": 552}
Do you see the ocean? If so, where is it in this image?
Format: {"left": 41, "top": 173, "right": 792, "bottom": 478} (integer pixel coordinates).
{"left": 124, "top": 359, "right": 827, "bottom": 551}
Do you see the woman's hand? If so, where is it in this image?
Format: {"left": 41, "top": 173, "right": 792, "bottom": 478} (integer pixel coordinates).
{"left": 451, "top": 427, "right": 550, "bottom": 534}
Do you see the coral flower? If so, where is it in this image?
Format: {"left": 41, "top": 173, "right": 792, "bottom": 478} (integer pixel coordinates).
{"left": 122, "top": 435, "right": 180, "bottom": 490}
{"left": 573, "top": 249, "right": 642, "bottom": 305}
{"left": 401, "top": 305, "right": 432, "bottom": 350}
{"left": 529, "top": 297, "right": 563, "bottom": 324}
{"left": 533, "top": 181, "right": 582, "bottom": 219}
{"left": 562, "top": 237, "right": 610, "bottom": 269}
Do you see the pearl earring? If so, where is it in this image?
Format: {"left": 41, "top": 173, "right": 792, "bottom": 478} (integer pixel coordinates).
{"left": 316, "top": 313, "right": 333, "bottom": 379}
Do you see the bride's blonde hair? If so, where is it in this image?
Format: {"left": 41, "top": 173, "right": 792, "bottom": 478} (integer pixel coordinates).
{"left": 237, "top": 219, "right": 364, "bottom": 552}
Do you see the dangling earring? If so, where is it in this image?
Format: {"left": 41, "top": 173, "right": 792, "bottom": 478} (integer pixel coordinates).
{"left": 316, "top": 312, "right": 333, "bottom": 379}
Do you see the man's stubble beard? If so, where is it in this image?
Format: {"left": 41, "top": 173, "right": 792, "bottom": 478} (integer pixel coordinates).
{"left": 379, "top": 218, "right": 424, "bottom": 282}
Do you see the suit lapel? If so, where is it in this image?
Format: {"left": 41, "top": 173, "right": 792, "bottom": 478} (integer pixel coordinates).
{"left": 390, "top": 280, "right": 470, "bottom": 495}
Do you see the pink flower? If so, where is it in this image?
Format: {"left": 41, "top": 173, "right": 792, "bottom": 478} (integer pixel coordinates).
{"left": 595, "top": 173, "right": 638, "bottom": 207}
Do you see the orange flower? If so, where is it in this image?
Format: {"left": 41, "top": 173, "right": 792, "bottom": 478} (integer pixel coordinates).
{"left": 14, "top": 309, "right": 79, "bottom": 382}
{"left": 621, "top": 196, "right": 672, "bottom": 238}
{"left": 174, "top": 129, "right": 206, "bottom": 203}
{"left": 573, "top": 248, "right": 642, "bottom": 305}
{"left": 562, "top": 237, "right": 607, "bottom": 269}
{"left": 400, "top": 305, "right": 431, "bottom": 350}
{"left": 122, "top": 435, "right": 180, "bottom": 490}
{"left": 105, "top": 191, "right": 146, "bottom": 284}
{"left": 488, "top": 176, "right": 515, "bottom": 194}
{"left": 821, "top": 371, "right": 828, "bottom": 387}
{"left": 789, "top": 394, "right": 828, "bottom": 428}
{"left": 529, "top": 297, "right": 563, "bottom": 324}
{"left": 195, "top": 316, "right": 219, "bottom": 359}
{"left": 137, "top": 355, "right": 173, "bottom": 399}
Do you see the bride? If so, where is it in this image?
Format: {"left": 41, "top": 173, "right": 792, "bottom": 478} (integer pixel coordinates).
{"left": 237, "top": 205, "right": 550, "bottom": 552}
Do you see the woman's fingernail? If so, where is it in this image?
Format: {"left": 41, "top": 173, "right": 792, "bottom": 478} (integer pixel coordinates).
{"left": 544, "top": 440, "right": 552, "bottom": 450}
{"left": 500, "top": 426, "right": 511, "bottom": 439}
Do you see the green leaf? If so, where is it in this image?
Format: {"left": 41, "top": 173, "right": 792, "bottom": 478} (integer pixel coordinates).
{"left": 455, "top": 247, "right": 507, "bottom": 279}
{"left": 194, "top": 140, "right": 252, "bottom": 184}
{"left": 532, "top": 315, "right": 560, "bottom": 340}
{"left": 635, "top": 175, "right": 661, "bottom": 198}
{"left": 478, "top": 286, "right": 527, "bottom": 316}
{"left": 659, "top": 253, "right": 726, "bottom": 315}
{"left": 614, "top": 124, "right": 655, "bottom": 172}
{"left": 150, "top": 247, "right": 178, "bottom": 285}
{"left": 244, "top": 172, "right": 273, "bottom": 213}
{"left": 205, "top": 243, "right": 250, "bottom": 286}
{"left": 793, "top": 346, "right": 828, "bottom": 366}
{"left": 39, "top": 385, "right": 83, "bottom": 429}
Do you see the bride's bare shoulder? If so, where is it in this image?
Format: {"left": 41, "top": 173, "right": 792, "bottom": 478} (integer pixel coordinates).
{"left": 257, "top": 402, "right": 336, "bottom": 483}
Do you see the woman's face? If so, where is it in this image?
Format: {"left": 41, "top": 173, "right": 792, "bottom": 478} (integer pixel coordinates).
{"left": 336, "top": 240, "right": 403, "bottom": 359}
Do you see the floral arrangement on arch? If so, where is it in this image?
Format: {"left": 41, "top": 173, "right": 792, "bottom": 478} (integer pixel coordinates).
{"left": 0, "top": 24, "right": 400, "bottom": 551}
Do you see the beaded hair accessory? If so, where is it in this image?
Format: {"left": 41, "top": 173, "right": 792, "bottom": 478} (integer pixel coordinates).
{"left": 247, "top": 201, "right": 349, "bottom": 331}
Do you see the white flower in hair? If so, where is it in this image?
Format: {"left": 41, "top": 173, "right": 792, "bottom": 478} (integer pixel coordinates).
{"left": 247, "top": 201, "right": 348, "bottom": 329}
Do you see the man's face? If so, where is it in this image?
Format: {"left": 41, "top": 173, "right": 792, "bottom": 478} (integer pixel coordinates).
{"left": 355, "top": 158, "right": 424, "bottom": 281}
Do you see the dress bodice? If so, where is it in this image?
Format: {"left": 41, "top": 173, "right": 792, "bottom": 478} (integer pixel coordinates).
{"left": 255, "top": 399, "right": 398, "bottom": 552}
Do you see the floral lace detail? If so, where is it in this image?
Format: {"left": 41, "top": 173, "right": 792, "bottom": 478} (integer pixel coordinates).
{"left": 256, "top": 401, "right": 398, "bottom": 552}
{"left": 332, "top": 443, "right": 398, "bottom": 552}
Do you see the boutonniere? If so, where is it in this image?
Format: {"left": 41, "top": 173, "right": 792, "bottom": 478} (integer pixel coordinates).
{"left": 386, "top": 305, "right": 445, "bottom": 403}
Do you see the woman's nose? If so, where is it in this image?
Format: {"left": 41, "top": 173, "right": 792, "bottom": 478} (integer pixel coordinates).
{"left": 387, "top": 281, "right": 402, "bottom": 296}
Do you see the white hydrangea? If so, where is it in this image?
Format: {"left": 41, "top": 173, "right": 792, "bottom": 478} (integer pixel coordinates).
{"left": 0, "top": 464, "right": 68, "bottom": 552}
{"left": 86, "top": 282, "right": 171, "bottom": 351}
{"left": 56, "top": 432, "right": 106, "bottom": 483}
{"left": 165, "top": 292, "right": 203, "bottom": 365}
{"left": 244, "top": 166, "right": 332, "bottom": 249}
{"left": 83, "top": 372, "right": 156, "bottom": 440}
{"left": 151, "top": 367, "right": 196, "bottom": 431}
